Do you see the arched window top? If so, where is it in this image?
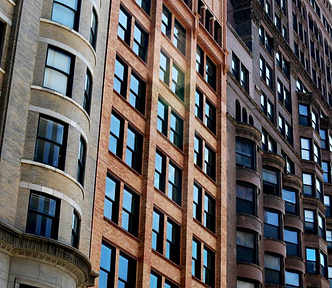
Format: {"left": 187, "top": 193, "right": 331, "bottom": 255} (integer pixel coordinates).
{"left": 249, "top": 115, "right": 254, "bottom": 125}
{"left": 236, "top": 100, "right": 241, "bottom": 122}
{"left": 242, "top": 108, "right": 247, "bottom": 124}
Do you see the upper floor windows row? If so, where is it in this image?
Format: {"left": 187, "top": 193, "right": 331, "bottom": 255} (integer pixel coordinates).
{"left": 196, "top": 46, "right": 217, "bottom": 91}
{"left": 231, "top": 53, "right": 249, "bottom": 93}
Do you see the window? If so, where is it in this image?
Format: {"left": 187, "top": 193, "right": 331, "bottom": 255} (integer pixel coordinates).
{"left": 311, "top": 110, "right": 318, "bottom": 130}
{"left": 118, "top": 252, "right": 137, "bottom": 287}
{"left": 157, "top": 98, "right": 168, "bottom": 136}
{"left": 154, "top": 150, "right": 166, "bottom": 192}
{"left": 300, "top": 138, "right": 311, "bottom": 160}
{"left": 43, "top": 47, "right": 73, "bottom": 96}
{"left": 320, "top": 129, "right": 327, "bottom": 149}
{"left": 133, "top": 23, "right": 148, "bottom": 62}
{"left": 166, "top": 219, "right": 180, "bottom": 264}
{"left": 284, "top": 228, "right": 299, "bottom": 256}
{"left": 161, "top": 5, "right": 171, "bottom": 38}
{"left": 236, "top": 138, "right": 255, "bottom": 169}
{"left": 130, "top": 72, "right": 146, "bottom": 114}
{"left": 104, "top": 174, "right": 120, "bottom": 223}
{"left": 277, "top": 80, "right": 291, "bottom": 113}
{"left": 262, "top": 168, "right": 279, "bottom": 196}
{"left": 262, "top": 129, "right": 276, "bottom": 153}
{"left": 232, "top": 53, "right": 240, "bottom": 80}
{"left": 204, "top": 193, "right": 215, "bottom": 233}
{"left": 320, "top": 252, "right": 327, "bottom": 278}
{"left": 168, "top": 162, "right": 182, "bottom": 205}
{"left": 26, "top": 192, "right": 59, "bottom": 239}
{"left": 150, "top": 271, "right": 161, "bottom": 288}
{"left": 304, "top": 210, "right": 315, "bottom": 232}
{"left": 192, "top": 238, "right": 201, "bottom": 279}
{"left": 285, "top": 271, "right": 300, "bottom": 288}
{"left": 259, "top": 26, "right": 273, "bottom": 54}
{"left": 283, "top": 188, "right": 297, "bottom": 214}
{"left": 327, "top": 230, "right": 332, "bottom": 248}
{"left": 170, "top": 112, "right": 183, "bottom": 149}
{"left": 99, "top": 242, "right": 115, "bottom": 288}
{"left": 114, "top": 56, "right": 128, "bottom": 97}
{"left": 313, "top": 143, "right": 320, "bottom": 164}
{"left": 90, "top": 9, "right": 98, "bottom": 49}
{"left": 236, "top": 183, "right": 255, "bottom": 215}
{"left": 165, "top": 280, "right": 178, "bottom": 288}
{"left": 122, "top": 187, "right": 140, "bottom": 237}
{"left": 205, "top": 56, "right": 216, "bottom": 90}
{"left": 152, "top": 209, "right": 163, "bottom": 253}
{"left": 195, "top": 88, "right": 203, "bottom": 120}
{"left": 172, "top": 64, "right": 185, "bottom": 100}
{"left": 205, "top": 99, "right": 216, "bottom": 134}
{"left": 83, "top": 70, "right": 92, "bottom": 114}
{"left": 0, "top": 21, "right": 5, "bottom": 63}
{"left": 264, "top": 210, "right": 280, "bottom": 239}
{"left": 196, "top": 46, "right": 204, "bottom": 76}
{"left": 77, "top": 137, "right": 86, "bottom": 185}
{"left": 306, "top": 248, "right": 317, "bottom": 274}
{"left": 193, "top": 183, "right": 202, "bottom": 221}
{"left": 274, "top": 14, "right": 281, "bottom": 31}
{"left": 125, "top": 126, "right": 143, "bottom": 173}
{"left": 194, "top": 134, "right": 203, "bottom": 168}
{"left": 204, "top": 145, "right": 216, "bottom": 180}
{"left": 316, "top": 178, "right": 322, "bottom": 201}
{"left": 34, "top": 116, "right": 67, "bottom": 170}
{"left": 159, "top": 51, "right": 170, "bottom": 85}
{"left": 260, "top": 56, "right": 273, "bottom": 89}
{"left": 278, "top": 115, "right": 293, "bottom": 145}
{"left": 281, "top": 151, "right": 295, "bottom": 174}
{"left": 318, "top": 214, "right": 325, "bottom": 238}
{"left": 265, "top": 254, "right": 281, "bottom": 285}
{"left": 240, "top": 65, "right": 249, "bottom": 92}
{"left": 261, "top": 93, "right": 275, "bottom": 122}
{"left": 173, "top": 20, "right": 186, "bottom": 55}
{"left": 118, "top": 6, "right": 131, "bottom": 44}
{"left": 237, "top": 280, "right": 256, "bottom": 288}
{"left": 203, "top": 246, "right": 215, "bottom": 287}
{"left": 303, "top": 173, "right": 313, "bottom": 196}
{"left": 51, "top": 0, "right": 80, "bottom": 30}
{"left": 322, "top": 161, "right": 330, "bottom": 182}
{"left": 325, "top": 195, "right": 331, "bottom": 218}
{"left": 136, "top": 0, "right": 150, "bottom": 15}
{"left": 71, "top": 210, "right": 80, "bottom": 248}
{"left": 236, "top": 230, "right": 256, "bottom": 264}
{"left": 109, "top": 111, "right": 124, "bottom": 157}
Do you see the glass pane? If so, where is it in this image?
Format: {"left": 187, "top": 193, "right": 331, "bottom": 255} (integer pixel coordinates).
{"left": 38, "top": 118, "right": 64, "bottom": 144}
{"left": 43, "top": 67, "right": 68, "bottom": 95}
{"left": 52, "top": 3, "right": 76, "bottom": 28}
{"left": 47, "top": 48, "right": 71, "bottom": 73}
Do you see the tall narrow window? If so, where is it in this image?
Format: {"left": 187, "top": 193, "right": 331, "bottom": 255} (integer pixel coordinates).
{"left": 133, "top": 23, "right": 148, "bottom": 62}
{"left": 121, "top": 187, "right": 140, "bottom": 237}
{"left": 118, "top": 6, "right": 131, "bottom": 44}
{"left": 170, "top": 112, "right": 183, "bottom": 149}
{"left": 320, "top": 129, "right": 327, "bottom": 149}
{"left": 90, "top": 9, "right": 98, "bottom": 49}
{"left": 125, "top": 126, "right": 143, "bottom": 173}
{"left": 114, "top": 56, "right": 128, "bottom": 97}
{"left": 51, "top": 0, "right": 80, "bottom": 30}
{"left": 262, "top": 168, "right": 279, "bottom": 196}
{"left": 99, "top": 242, "right": 115, "bottom": 288}
{"left": 104, "top": 174, "right": 120, "bottom": 223}
{"left": 284, "top": 228, "right": 299, "bottom": 256}
{"left": 236, "top": 230, "right": 256, "bottom": 264}
{"left": 206, "top": 56, "right": 216, "bottom": 90}
{"left": 192, "top": 238, "right": 201, "bottom": 279}
{"left": 205, "top": 99, "right": 216, "bottom": 133}
{"left": 232, "top": 53, "right": 240, "bottom": 80}
{"left": 306, "top": 248, "right": 317, "bottom": 274}
{"left": 160, "top": 51, "right": 170, "bottom": 85}
{"left": 150, "top": 271, "right": 161, "bottom": 288}
{"left": 325, "top": 195, "right": 331, "bottom": 218}
{"left": 168, "top": 162, "right": 182, "bottom": 205}
{"left": 172, "top": 64, "right": 185, "bottom": 101}
{"left": 236, "top": 138, "right": 254, "bottom": 169}
{"left": 157, "top": 98, "right": 168, "bottom": 136}
{"left": 77, "top": 137, "right": 86, "bottom": 185}
{"left": 204, "top": 145, "right": 216, "bottom": 180}
{"left": 318, "top": 214, "right": 325, "bottom": 238}
{"left": 173, "top": 20, "right": 186, "bottom": 55}
{"left": 299, "top": 104, "right": 309, "bottom": 126}
{"left": 283, "top": 188, "right": 297, "bottom": 214}
{"left": 194, "top": 134, "right": 203, "bottom": 168}
{"left": 304, "top": 210, "right": 315, "bottom": 232}
{"left": 83, "top": 70, "right": 92, "bottom": 114}
{"left": 43, "top": 47, "right": 73, "bottom": 96}
{"left": 196, "top": 46, "right": 204, "bottom": 76}
{"left": 109, "top": 112, "right": 124, "bottom": 157}
{"left": 155, "top": 150, "right": 166, "bottom": 192}
{"left": 265, "top": 254, "right": 281, "bottom": 285}
{"left": 71, "top": 210, "right": 80, "bottom": 248}
{"left": 316, "top": 178, "right": 322, "bottom": 201}
{"left": 161, "top": 5, "right": 171, "bottom": 38}
{"left": 35, "top": 116, "right": 67, "bottom": 170}
{"left": 152, "top": 209, "right": 163, "bottom": 253}
{"left": 264, "top": 210, "right": 280, "bottom": 239}
{"left": 193, "top": 183, "right": 202, "bottom": 221}
{"left": 320, "top": 252, "right": 327, "bottom": 278}
{"left": 26, "top": 192, "right": 59, "bottom": 239}
{"left": 129, "top": 73, "right": 146, "bottom": 114}
{"left": 204, "top": 193, "right": 215, "bottom": 233}
{"left": 236, "top": 183, "right": 255, "bottom": 215}
{"left": 118, "top": 252, "right": 137, "bottom": 287}
{"left": 303, "top": 173, "right": 313, "bottom": 196}
{"left": 300, "top": 138, "right": 311, "bottom": 160}
{"left": 166, "top": 219, "right": 180, "bottom": 264}
{"left": 203, "top": 246, "right": 215, "bottom": 287}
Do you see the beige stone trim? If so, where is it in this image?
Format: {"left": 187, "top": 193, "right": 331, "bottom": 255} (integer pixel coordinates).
{"left": 20, "top": 181, "right": 82, "bottom": 216}
{"left": 31, "top": 85, "right": 91, "bottom": 129}
{"left": 21, "top": 159, "right": 85, "bottom": 197}
{"left": 28, "top": 105, "right": 89, "bottom": 144}
{"left": 14, "top": 277, "right": 55, "bottom": 288}
{"left": 6, "top": 0, "right": 15, "bottom": 7}
{"left": 0, "top": 68, "right": 5, "bottom": 75}
{"left": 0, "top": 10, "right": 13, "bottom": 26}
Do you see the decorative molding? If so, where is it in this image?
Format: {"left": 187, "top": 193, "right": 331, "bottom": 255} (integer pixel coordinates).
{"left": 236, "top": 122, "right": 261, "bottom": 145}
{"left": 283, "top": 174, "right": 302, "bottom": 191}
{"left": 262, "top": 152, "right": 285, "bottom": 171}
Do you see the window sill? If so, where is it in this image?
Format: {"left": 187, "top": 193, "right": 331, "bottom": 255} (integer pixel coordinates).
{"left": 117, "top": 36, "right": 149, "bottom": 67}
{"left": 196, "top": 72, "right": 218, "bottom": 96}
{"left": 154, "top": 187, "right": 183, "bottom": 212}
{"left": 194, "top": 164, "right": 217, "bottom": 184}
{"left": 151, "top": 249, "right": 181, "bottom": 270}
{"left": 195, "top": 116, "right": 218, "bottom": 140}
{"left": 161, "top": 33, "right": 187, "bottom": 61}
{"left": 191, "top": 275, "right": 214, "bottom": 288}
{"left": 156, "top": 130, "right": 185, "bottom": 156}
{"left": 193, "top": 218, "right": 216, "bottom": 238}
{"left": 103, "top": 216, "right": 140, "bottom": 242}
{"left": 159, "top": 79, "right": 186, "bottom": 106}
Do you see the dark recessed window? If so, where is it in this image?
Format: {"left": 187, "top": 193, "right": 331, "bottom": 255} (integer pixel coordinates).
{"left": 170, "top": 112, "right": 183, "bottom": 149}
{"left": 203, "top": 246, "right": 215, "bottom": 287}
{"left": 304, "top": 209, "right": 315, "bottom": 233}
{"left": 320, "top": 252, "right": 327, "bottom": 278}
{"left": 159, "top": 51, "right": 170, "bottom": 85}
{"left": 318, "top": 214, "right": 325, "bottom": 239}
{"left": 154, "top": 150, "right": 166, "bottom": 192}
{"left": 303, "top": 173, "right": 313, "bottom": 196}
{"left": 194, "top": 134, "right": 203, "bottom": 168}
{"left": 152, "top": 208, "right": 164, "bottom": 253}
{"left": 204, "top": 193, "right": 215, "bottom": 233}
{"left": 150, "top": 271, "right": 161, "bottom": 288}
{"left": 43, "top": 47, "right": 73, "bottom": 96}
{"left": 118, "top": 252, "right": 137, "bottom": 287}
{"left": 240, "top": 65, "right": 249, "bottom": 92}
{"left": 129, "top": 72, "right": 146, "bottom": 114}
{"left": 326, "top": 230, "right": 332, "bottom": 248}
{"left": 157, "top": 98, "right": 168, "bottom": 136}
{"left": 114, "top": 56, "right": 128, "bottom": 97}
{"left": 284, "top": 228, "right": 299, "bottom": 256}
{"left": 324, "top": 195, "right": 331, "bottom": 218}
{"left": 133, "top": 23, "right": 149, "bottom": 62}
{"left": 264, "top": 210, "right": 280, "bottom": 239}
{"left": 205, "top": 99, "right": 216, "bottom": 134}
{"left": 109, "top": 111, "right": 124, "bottom": 157}
{"left": 172, "top": 64, "right": 185, "bottom": 101}
{"left": 232, "top": 53, "right": 240, "bottom": 80}
{"left": 193, "top": 183, "right": 202, "bottom": 222}
{"left": 192, "top": 238, "right": 201, "bottom": 279}
{"left": 125, "top": 126, "right": 143, "bottom": 173}
{"left": 236, "top": 183, "right": 255, "bottom": 215}
{"left": 118, "top": 6, "right": 131, "bottom": 44}
{"left": 34, "top": 116, "right": 67, "bottom": 170}
{"left": 320, "top": 129, "right": 327, "bottom": 150}
{"left": 204, "top": 145, "right": 216, "bottom": 180}
{"left": 83, "top": 69, "right": 92, "bottom": 114}
{"left": 262, "top": 168, "right": 279, "bottom": 196}
{"left": 306, "top": 248, "right": 317, "bottom": 274}
{"left": 236, "top": 138, "right": 255, "bottom": 169}
{"left": 173, "top": 20, "right": 186, "bottom": 55}
{"left": 196, "top": 46, "right": 204, "bottom": 76}
{"left": 99, "top": 242, "right": 115, "bottom": 288}
{"left": 165, "top": 280, "right": 178, "bottom": 288}
{"left": 104, "top": 174, "right": 120, "bottom": 223}
{"left": 51, "top": 0, "right": 80, "bottom": 30}
{"left": 0, "top": 21, "right": 5, "bottom": 62}
{"left": 90, "top": 9, "right": 98, "bottom": 49}
{"left": 168, "top": 162, "right": 182, "bottom": 205}
{"left": 299, "top": 104, "right": 309, "bottom": 126}
{"left": 205, "top": 56, "right": 216, "bottom": 90}
{"left": 265, "top": 254, "right": 281, "bottom": 285}
{"left": 77, "top": 137, "right": 86, "bottom": 185}
{"left": 166, "top": 219, "right": 180, "bottom": 264}
{"left": 195, "top": 88, "right": 203, "bottom": 120}
{"left": 282, "top": 188, "right": 297, "bottom": 215}
{"left": 161, "top": 5, "right": 172, "bottom": 38}
{"left": 121, "top": 187, "right": 140, "bottom": 237}
{"left": 236, "top": 230, "right": 256, "bottom": 264}
{"left": 71, "top": 210, "right": 80, "bottom": 248}
{"left": 26, "top": 192, "right": 60, "bottom": 239}
{"left": 136, "top": 0, "right": 150, "bottom": 15}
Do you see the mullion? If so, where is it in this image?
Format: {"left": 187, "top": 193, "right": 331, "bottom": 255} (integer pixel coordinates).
{"left": 36, "top": 135, "right": 63, "bottom": 147}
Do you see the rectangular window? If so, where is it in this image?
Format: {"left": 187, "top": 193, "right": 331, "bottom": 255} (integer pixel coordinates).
{"left": 150, "top": 271, "right": 161, "bottom": 288}
{"left": 320, "top": 252, "right": 327, "bottom": 278}
{"left": 327, "top": 230, "right": 332, "bottom": 248}
{"left": 204, "top": 145, "right": 216, "bottom": 180}
{"left": 83, "top": 70, "right": 92, "bottom": 114}
{"left": 125, "top": 126, "right": 143, "bottom": 173}
{"left": 133, "top": 23, "right": 148, "bottom": 62}
{"left": 114, "top": 56, "right": 128, "bottom": 97}
{"left": 118, "top": 6, "right": 131, "bottom": 44}
{"left": 160, "top": 51, "right": 170, "bottom": 85}
{"left": 154, "top": 150, "right": 166, "bottom": 192}
{"left": 104, "top": 174, "right": 120, "bottom": 223}
{"left": 121, "top": 187, "right": 140, "bottom": 237}
{"left": 301, "top": 138, "right": 311, "bottom": 160}
{"left": 173, "top": 20, "right": 186, "bottom": 55}
{"left": 195, "top": 88, "right": 203, "bottom": 120}
{"left": 204, "top": 193, "right": 215, "bottom": 233}
{"left": 320, "top": 129, "right": 327, "bottom": 149}
{"left": 203, "top": 246, "right": 215, "bottom": 287}
{"left": 170, "top": 112, "right": 183, "bottom": 149}
{"left": 232, "top": 53, "right": 240, "bottom": 80}
{"left": 168, "top": 162, "right": 182, "bottom": 205}
{"left": 283, "top": 188, "right": 297, "bottom": 215}
{"left": 285, "top": 271, "right": 300, "bottom": 288}
{"left": 306, "top": 248, "right": 317, "bottom": 274}
{"left": 264, "top": 210, "right": 280, "bottom": 239}
{"left": 322, "top": 161, "right": 330, "bottom": 183}
{"left": 77, "top": 137, "right": 86, "bottom": 185}
{"left": 192, "top": 238, "right": 201, "bottom": 279}
{"left": 26, "top": 192, "right": 59, "bottom": 239}
{"left": 236, "top": 138, "right": 254, "bottom": 169}
{"left": 136, "top": 0, "right": 150, "bottom": 15}
{"left": 161, "top": 5, "right": 171, "bottom": 38}
{"left": 237, "top": 280, "right": 256, "bottom": 288}
{"left": 34, "top": 116, "right": 67, "bottom": 170}
{"left": 43, "top": 47, "right": 73, "bottom": 96}
{"left": 71, "top": 210, "right": 80, "bottom": 248}
{"left": 129, "top": 72, "right": 146, "bottom": 114}
{"left": 205, "top": 99, "right": 216, "bottom": 134}
{"left": 304, "top": 209, "right": 315, "bottom": 233}
{"left": 316, "top": 178, "right": 322, "bottom": 201}
{"left": 152, "top": 208, "right": 164, "bottom": 253}
{"left": 99, "top": 242, "right": 115, "bottom": 288}
{"left": 118, "top": 252, "right": 137, "bottom": 287}
{"left": 318, "top": 214, "right": 325, "bottom": 238}
{"left": 240, "top": 65, "right": 249, "bottom": 92}
{"left": 303, "top": 173, "right": 313, "bottom": 196}
{"left": 157, "top": 98, "right": 168, "bottom": 136}
{"left": 109, "top": 111, "right": 124, "bottom": 157}
{"left": 313, "top": 143, "right": 320, "bottom": 164}
{"left": 166, "top": 219, "right": 180, "bottom": 264}
{"left": 262, "top": 168, "right": 279, "bottom": 196}
{"left": 193, "top": 183, "right": 202, "bottom": 222}
{"left": 196, "top": 46, "right": 204, "bottom": 76}
{"left": 52, "top": 0, "right": 80, "bottom": 30}
{"left": 172, "top": 64, "right": 185, "bottom": 101}
{"left": 265, "top": 254, "right": 281, "bottom": 285}
{"left": 205, "top": 56, "right": 216, "bottom": 90}
{"left": 324, "top": 195, "right": 331, "bottom": 218}
{"left": 90, "top": 9, "right": 98, "bottom": 49}
{"left": 194, "top": 134, "right": 203, "bottom": 168}
{"left": 236, "top": 230, "right": 256, "bottom": 264}
{"left": 284, "top": 228, "right": 299, "bottom": 256}
{"left": 311, "top": 110, "right": 318, "bottom": 130}
{"left": 236, "top": 183, "right": 255, "bottom": 215}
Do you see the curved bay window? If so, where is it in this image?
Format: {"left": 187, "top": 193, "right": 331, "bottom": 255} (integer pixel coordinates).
{"left": 236, "top": 230, "right": 257, "bottom": 264}
{"left": 265, "top": 254, "right": 281, "bottom": 285}
{"left": 51, "top": 0, "right": 80, "bottom": 30}
{"left": 236, "top": 138, "right": 255, "bottom": 169}
{"left": 262, "top": 168, "right": 279, "bottom": 196}
{"left": 236, "top": 183, "right": 256, "bottom": 215}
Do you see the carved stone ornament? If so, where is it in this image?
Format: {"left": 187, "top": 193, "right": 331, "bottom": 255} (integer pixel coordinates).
{"left": 236, "top": 122, "right": 261, "bottom": 145}
{"left": 283, "top": 174, "right": 302, "bottom": 190}
{"left": 262, "top": 152, "right": 285, "bottom": 171}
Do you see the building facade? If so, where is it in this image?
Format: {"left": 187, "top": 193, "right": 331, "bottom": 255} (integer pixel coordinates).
{"left": 227, "top": 0, "right": 332, "bottom": 287}
{"left": 0, "top": 0, "right": 109, "bottom": 287}
{"left": 90, "top": 0, "right": 228, "bottom": 287}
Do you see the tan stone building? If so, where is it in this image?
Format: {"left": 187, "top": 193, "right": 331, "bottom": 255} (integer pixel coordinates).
{"left": 0, "top": 0, "right": 109, "bottom": 287}
{"left": 90, "top": 0, "right": 228, "bottom": 287}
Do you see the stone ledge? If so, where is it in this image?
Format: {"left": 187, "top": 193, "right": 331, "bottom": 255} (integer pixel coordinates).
{"left": 0, "top": 221, "right": 97, "bottom": 287}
